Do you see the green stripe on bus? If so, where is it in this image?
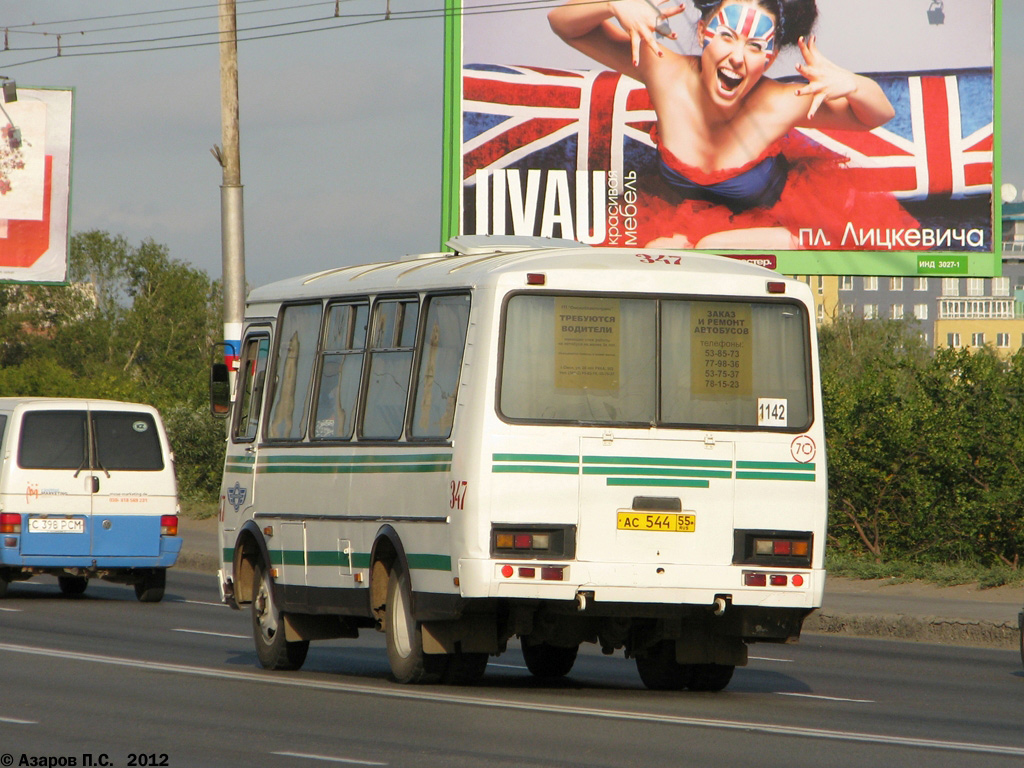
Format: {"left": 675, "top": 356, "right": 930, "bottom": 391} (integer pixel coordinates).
{"left": 606, "top": 478, "right": 711, "bottom": 488}
{"left": 262, "top": 453, "right": 452, "bottom": 465}
{"left": 258, "top": 463, "right": 451, "bottom": 475}
{"left": 736, "top": 471, "right": 815, "bottom": 482}
{"left": 492, "top": 453, "right": 578, "bottom": 463}
{"left": 583, "top": 467, "right": 731, "bottom": 479}
{"left": 493, "top": 465, "right": 580, "bottom": 475}
{"left": 737, "top": 460, "right": 816, "bottom": 471}
{"left": 269, "top": 550, "right": 451, "bottom": 571}
{"left": 583, "top": 455, "right": 732, "bottom": 469}
{"left": 407, "top": 553, "right": 453, "bottom": 571}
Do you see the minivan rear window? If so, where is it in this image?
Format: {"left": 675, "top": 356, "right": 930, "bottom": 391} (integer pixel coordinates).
{"left": 18, "top": 410, "right": 164, "bottom": 471}
{"left": 93, "top": 412, "right": 164, "bottom": 471}
{"left": 19, "top": 412, "right": 88, "bottom": 469}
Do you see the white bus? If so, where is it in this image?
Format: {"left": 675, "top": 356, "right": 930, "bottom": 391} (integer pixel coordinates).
{"left": 212, "top": 237, "right": 827, "bottom": 690}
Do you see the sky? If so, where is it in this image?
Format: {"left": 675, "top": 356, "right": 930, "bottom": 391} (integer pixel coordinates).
{"left": 0, "top": 0, "right": 1019, "bottom": 289}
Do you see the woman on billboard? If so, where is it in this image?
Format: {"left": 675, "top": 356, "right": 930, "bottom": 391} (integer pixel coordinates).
{"left": 548, "top": 0, "right": 919, "bottom": 249}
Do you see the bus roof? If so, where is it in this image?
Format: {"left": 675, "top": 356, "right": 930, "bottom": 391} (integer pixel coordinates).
{"left": 246, "top": 237, "right": 803, "bottom": 307}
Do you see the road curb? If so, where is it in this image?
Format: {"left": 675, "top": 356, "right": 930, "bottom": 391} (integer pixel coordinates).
{"left": 175, "top": 552, "right": 219, "bottom": 576}
{"left": 805, "top": 611, "right": 1019, "bottom": 649}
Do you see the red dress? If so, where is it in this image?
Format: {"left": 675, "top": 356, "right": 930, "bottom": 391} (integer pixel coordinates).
{"left": 633, "top": 129, "right": 922, "bottom": 250}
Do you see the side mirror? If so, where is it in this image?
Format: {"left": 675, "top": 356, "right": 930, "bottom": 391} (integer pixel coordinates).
{"left": 210, "top": 342, "right": 233, "bottom": 418}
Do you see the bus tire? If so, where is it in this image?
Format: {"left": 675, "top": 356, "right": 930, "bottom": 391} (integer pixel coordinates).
{"left": 385, "top": 565, "right": 445, "bottom": 684}
{"left": 522, "top": 642, "right": 578, "bottom": 679}
{"left": 252, "top": 561, "right": 309, "bottom": 671}
{"left": 635, "top": 640, "right": 692, "bottom": 691}
{"left": 0, "top": 570, "right": 9, "bottom": 598}
{"left": 688, "top": 663, "right": 735, "bottom": 692}
{"left": 134, "top": 569, "right": 166, "bottom": 603}
{"left": 58, "top": 576, "right": 88, "bottom": 596}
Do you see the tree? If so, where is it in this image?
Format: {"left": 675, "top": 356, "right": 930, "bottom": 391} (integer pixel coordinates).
{"left": 820, "top": 316, "right": 1024, "bottom": 569}
{"left": 0, "top": 230, "right": 225, "bottom": 500}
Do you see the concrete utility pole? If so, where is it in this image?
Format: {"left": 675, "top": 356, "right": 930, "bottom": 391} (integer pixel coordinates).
{"left": 216, "top": 0, "right": 245, "bottom": 389}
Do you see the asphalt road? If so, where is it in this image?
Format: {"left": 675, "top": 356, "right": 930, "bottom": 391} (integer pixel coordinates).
{"left": 1, "top": 571, "right": 1022, "bottom": 768}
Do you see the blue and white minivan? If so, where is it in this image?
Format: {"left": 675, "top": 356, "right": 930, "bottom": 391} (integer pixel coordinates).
{"left": 0, "top": 397, "right": 181, "bottom": 601}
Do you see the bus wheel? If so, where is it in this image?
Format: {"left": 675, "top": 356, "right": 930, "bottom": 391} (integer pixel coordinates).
{"left": 688, "top": 663, "right": 735, "bottom": 692}
{"left": 0, "top": 571, "right": 9, "bottom": 598}
{"left": 635, "top": 640, "right": 692, "bottom": 691}
{"left": 252, "top": 561, "right": 308, "bottom": 671}
{"left": 58, "top": 576, "right": 88, "bottom": 596}
{"left": 134, "top": 569, "right": 166, "bottom": 603}
{"left": 385, "top": 566, "right": 445, "bottom": 684}
{"left": 522, "top": 642, "right": 578, "bottom": 679}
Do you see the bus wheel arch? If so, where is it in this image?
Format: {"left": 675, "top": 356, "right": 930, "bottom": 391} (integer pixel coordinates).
{"left": 369, "top": 525, "right": 407, "bottom": 629}
{"left": 233, "top": 522, "right": 271, "bottom": 606}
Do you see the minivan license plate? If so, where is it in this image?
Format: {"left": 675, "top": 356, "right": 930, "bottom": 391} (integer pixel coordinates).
{"left": 28, "top": 517, "right": 85, "bottom": 534}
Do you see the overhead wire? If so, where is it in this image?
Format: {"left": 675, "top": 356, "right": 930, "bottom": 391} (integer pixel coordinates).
{"left": 0, "top": 0, "right": 570, "bottom": 69}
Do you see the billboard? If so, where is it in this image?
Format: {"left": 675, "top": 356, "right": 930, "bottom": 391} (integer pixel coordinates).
{"left": 0, "top": 87, "right": 73, "bottom": 284}
{"left": 443, "top": 0, "right": 998, "bottom": 276}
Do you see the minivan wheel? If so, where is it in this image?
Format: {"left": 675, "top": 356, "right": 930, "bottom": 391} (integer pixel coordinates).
{"left": 134, "top": 569, "right": 166, "bottom": 603}
{"left": 58, "top": 576, "right": 88, "bottom": 596}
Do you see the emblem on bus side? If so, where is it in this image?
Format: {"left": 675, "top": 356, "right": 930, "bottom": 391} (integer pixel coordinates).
{"left": 227, "top": 482, "right": 247, "bottom": 512}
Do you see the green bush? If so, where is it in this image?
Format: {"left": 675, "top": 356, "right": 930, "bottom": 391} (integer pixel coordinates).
{"left": 820, "top": 316, "right": 1024, "bottom": 571}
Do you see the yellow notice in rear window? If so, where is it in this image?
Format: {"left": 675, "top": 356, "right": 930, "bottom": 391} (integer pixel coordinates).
{"left": 690, "top": 302, "right": 753, "bottom": 397}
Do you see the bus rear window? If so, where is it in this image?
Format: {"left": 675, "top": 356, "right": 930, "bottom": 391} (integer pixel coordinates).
{"left": 499, "top": 294, "right": 811, "bottom": 430}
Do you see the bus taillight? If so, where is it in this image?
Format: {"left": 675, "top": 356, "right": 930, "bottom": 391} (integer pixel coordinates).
{"left": 491, "top": 525, "right": 575, "bottom": 559}
{"left": 160, "top": 515, "right": 178, "bottom": 536}
{"left": 0, "top": 513, "right": 21, "bottom": 534}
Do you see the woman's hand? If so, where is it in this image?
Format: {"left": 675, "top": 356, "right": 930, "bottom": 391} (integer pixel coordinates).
{"left": 793, "top": 35, "right": 859, "bottom": 119}
{"left": 793, "top": 34, "right": 895, "bottom": 128}
{"left": 606, "top": 0, "right": 685, "bottom": 66}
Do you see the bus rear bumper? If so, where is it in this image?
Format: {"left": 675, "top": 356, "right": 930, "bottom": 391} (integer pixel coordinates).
{"left": 458, "top": 558, "right": 825, "bottom": 611}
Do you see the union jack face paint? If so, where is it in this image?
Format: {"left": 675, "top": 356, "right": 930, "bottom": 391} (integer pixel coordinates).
{"left": 702, "top": 3, "right": 776, "bottom": 61}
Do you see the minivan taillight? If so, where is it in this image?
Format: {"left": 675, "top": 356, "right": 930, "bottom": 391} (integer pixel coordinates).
{"left": 160, "top": 515, "right": 178, "bottom": 536}
{"left": 0, "top": 513, "right": 22, "bottom": 534}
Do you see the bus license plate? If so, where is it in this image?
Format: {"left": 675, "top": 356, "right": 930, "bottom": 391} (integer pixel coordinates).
{"left": 616, "top": 512, "right": 696, "bottom": 532}
{"left": 28, "top": 517, "right": 85, "bottom": 534}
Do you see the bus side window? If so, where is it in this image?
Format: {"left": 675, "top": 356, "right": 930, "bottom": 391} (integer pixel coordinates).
{"left": 313, "top": 302, "right": 368, "bottom": 440}
{"left": 235, "top": 335, "right": 270, "bottom": 442}
{"left": 410, "top": 294, "right": 470, "bottom": 439}
{"left": 361, "top": 298, "right": 419, "bottom": 440}
{"left": 266, "top": 303, "right": 323, "bottom": 441}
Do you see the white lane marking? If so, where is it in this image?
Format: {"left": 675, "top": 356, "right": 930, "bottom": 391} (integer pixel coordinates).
{"left": 777, "top": 692, "right": 875, "bottom": 704}
{"left": 172, "top": 628, "right": 250, "bottom": 640}
{"left": 0, "top": 715, "right": 36, "bottom": 724}
{"left": 0, "top": 641, "right": 1020, "bottom": 758}
{"left": 272, "top": 752, "right": 387, "bottom": 765}
{"left": 0, "top": 606, "right": 22, "bottom": 612}
{"left": 170, "top": 599, "right": 230, "bottom": 608}
{"left": 749, "top": 656, "right": 794, "bottom": 663}
{"left": 489, "top": 663, "right": 528, "bottom": 671}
